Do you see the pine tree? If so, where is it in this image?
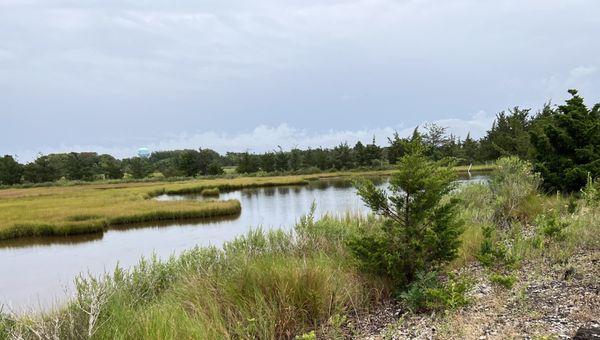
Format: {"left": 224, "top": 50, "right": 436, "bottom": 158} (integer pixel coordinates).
{"left": 530, "top": 89, "right": 600, "bottom": 192}
{"left": 350, "top": 138, "right": 463, "bottom": 288}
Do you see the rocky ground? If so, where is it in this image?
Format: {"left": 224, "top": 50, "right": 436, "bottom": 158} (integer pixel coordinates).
{"left": 350, "top": 250, "right": 599, "bottom": 339}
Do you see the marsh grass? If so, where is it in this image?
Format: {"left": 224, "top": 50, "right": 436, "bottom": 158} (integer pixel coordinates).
{"left": 1, "top": 217, "right": 387, "bottom": 340}
{"left": 0, "top": 167, "right": 490, "bottom": 242}
{"left": 200, "top": 187, "right": 220, "bottom": 197}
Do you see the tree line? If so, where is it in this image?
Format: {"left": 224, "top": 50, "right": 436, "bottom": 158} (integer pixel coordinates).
{"left": 1, "top": 90, "right": 598, "bottom": 193}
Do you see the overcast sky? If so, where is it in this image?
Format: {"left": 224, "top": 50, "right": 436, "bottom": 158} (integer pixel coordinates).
{"left": 1, "top": 0, "right": 599, "bottom": 161}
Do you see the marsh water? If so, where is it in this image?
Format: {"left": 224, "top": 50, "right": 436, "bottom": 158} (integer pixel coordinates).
{"left": 0, "top": 175, "right": 487, "bottom": 312}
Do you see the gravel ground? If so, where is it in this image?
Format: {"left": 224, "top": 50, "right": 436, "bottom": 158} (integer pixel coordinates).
{"left": 352, "top": 250, "right": 599, "bottom": 339}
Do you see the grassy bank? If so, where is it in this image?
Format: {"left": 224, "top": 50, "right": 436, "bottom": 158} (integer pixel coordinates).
{"left": 1, "top": 161, "right": 598, "bottom": 339}
{"left": 0, "top": 166, "right": 493, "bottom": 242}
{"left": 1, "top": 187, "right": 597, "bottom": 339}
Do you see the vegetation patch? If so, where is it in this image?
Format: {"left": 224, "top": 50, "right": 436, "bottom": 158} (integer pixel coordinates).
{"left": 489, "top": 273, "right": 517, "bottom": 289}
{"left": 200, "top": 187, "right": 219, "bottom": 197}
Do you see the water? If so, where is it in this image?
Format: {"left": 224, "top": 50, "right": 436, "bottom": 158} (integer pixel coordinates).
{"left": 0, "top": 175, "right": 487, "bottom": 312}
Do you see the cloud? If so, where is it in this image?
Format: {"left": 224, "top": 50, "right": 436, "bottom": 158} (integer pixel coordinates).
{"left": 13, "top": 112, "right": 495, "bottom": 162}
{"left": 1, "top": 0, "right": 600, "bottom": 159}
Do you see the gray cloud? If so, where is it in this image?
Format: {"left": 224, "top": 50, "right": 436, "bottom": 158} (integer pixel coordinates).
{"left": 1, "top": 0, "right": 599, "bottom": 160}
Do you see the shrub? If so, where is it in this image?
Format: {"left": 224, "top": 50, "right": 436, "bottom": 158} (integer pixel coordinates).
{"left": 476, "top": 225, "right": 518, "bottom": 268}
{"left": 350, "top": 141, "right": 463, "bottom": 289}
{"left": 401, "top": 271, "right": 471, "bottom": 312}
{"left": 489, "top": 273, "right": 517, "bottom": 289}
{"left": 581, "top": 173, "right": 600, "bottom": 206}
{"left": 535, "top": 214, "right": 569, "bottom": 241}
{"left": 490, "top": 157, "right": 541, "bottom": 227}
{"left": 207, "top": 161, "right": 224, "bottom": 176}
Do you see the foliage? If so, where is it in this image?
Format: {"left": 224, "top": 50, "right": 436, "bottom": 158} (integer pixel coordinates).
{"left": 535, "top": 214, "right": 568, "bottom": 241}
{"left": 401, "top": 271, "right": 471, "bottom": 312}
{"left": 489, "top": 273, "right": 517, "bottom": 289}
{"left": 489, "top": 156, "right": 540, "bottom": 227}
{"left": 480, "top": 107, "right": 535, "bottom": 161}
{"left": 206, "top": 161, "right": 224, "bottom": 175}
{"left": 476, "top": 225, "right": 516, "bottom": 268}
{"left": 530, "top": 89, "right": 600, "bottom": 193}
{"left": 0, "top": 155, "right": 22, "bottom": 185}
{"left": 128, "top": 157, "right": 151, "bottom": 179}
{"left": 350, "top": 140, "right": 463, "bottom": 289}
{"left": 581, "top": 172, "right": 600, "bottom": 206}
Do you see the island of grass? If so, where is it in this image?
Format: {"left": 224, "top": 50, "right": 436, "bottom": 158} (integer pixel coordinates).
{"left": 200, "top": 187, "right": 220, "bottom": 197}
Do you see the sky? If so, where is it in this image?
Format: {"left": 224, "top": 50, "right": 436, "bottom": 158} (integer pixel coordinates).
{"left": 1, "top": 0, "right": 599, "bottom": 161}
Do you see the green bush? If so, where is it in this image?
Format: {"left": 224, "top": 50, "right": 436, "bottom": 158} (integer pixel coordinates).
{"left": 401, "top": 271, "right": 471, "bottom": 312}
{"left": 535, "top": 214, "right": 569, "bottom": 241}
{"left": 476, "top": 225, "right": 518, "bottom": 268}
{"left": 581, "top": 173, "right": 600, "bottom": 206}
{"left": 490, "top": 157, "right": 541, "bottom": 227}
{"left": 489, "top": 273, "right": 517, "bottom": 289}
{"left": 350, "top": 140, "right": 463, "bottom": 290}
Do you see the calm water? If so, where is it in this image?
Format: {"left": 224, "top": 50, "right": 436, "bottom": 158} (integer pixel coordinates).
{"left": 0, "top": 175, "right": 486, "bottom": 312}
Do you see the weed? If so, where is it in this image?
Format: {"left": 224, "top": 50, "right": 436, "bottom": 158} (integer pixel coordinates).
{"left": 489, "top": 273, "right": 517, "bottom": 289}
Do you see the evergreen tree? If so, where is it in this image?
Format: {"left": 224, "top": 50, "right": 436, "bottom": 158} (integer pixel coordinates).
{"left": 460, "top": 133, "right": 480, "bottom": 164}
{"left": 480, "top": 107, "right": 533, "bottom": 160}
{"left": 350, "top": 139, "right": 463, "bottom": 288}
{"left": 530, "top": 89, "right": 600, "bottom": 192}
{"left": 236, "top": 152, "right": 260, "bottom": 174}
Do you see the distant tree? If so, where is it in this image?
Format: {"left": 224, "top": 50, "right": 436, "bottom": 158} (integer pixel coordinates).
{"left": 387, "top": 131, "right": 409, "bottom": 164}
{"left": 460, "top": 133, "right": 480, "bottom": 164}
{"left": 260, "top": 152, "right": 276, "bottom": 172}
{"left": 178, "top": 149, "right": 202, "bottom": 177}
{"left": 198, "top": 148, "right": 221, "bottom": 175}
{"left": 353, "top": 141, "right": 367, "bottom": 166}
{"left": 309, "top": 147, "right": 332, "bottom": 170}
{"left": 0, "top": 155, "right": 23, "bottom": 185}
{"left": 288, "top": 148, "right": 304, "bottom": 171}
{"left": 480, "top": 107, "right": 534, "bottom": 161}
{"left": 236, "top": 152, "right": 260, "bottom": 174}
{"left": 423, "top": 123, "right": 451, "bottom": 161}
{"left": 364, "top": 137, "right": 383, "bottom": 166}
{"left": 23, "top": 155, "right": 61, "bottom": 183}
{"left": 332, "top": 142, "right": 354, "bottom": 169}
{"left": 65, "top": 152, "right": 100, "bottom": 181}
{"left": 530, "top": 89, "right": 600, "bottom": 192}
{"left": 274, "top": 147, "right": 289, "bottom": 171}
{"left": 99, "top": 154, "right": 123, "bottom": 179}
{"left": 129, "top": 157, "right": 151, "bottom": 179}
{"left": 207, "top": 161, "right": 225, "bottom": 175}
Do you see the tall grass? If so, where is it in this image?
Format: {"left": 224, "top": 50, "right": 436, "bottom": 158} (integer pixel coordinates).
{"left": 0, "top": 215, "right": 387, "bottom": 340}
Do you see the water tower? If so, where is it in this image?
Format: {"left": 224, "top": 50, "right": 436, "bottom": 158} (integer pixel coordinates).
{"left": 137, "top": 147, "right": 150, "bottom": 158}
